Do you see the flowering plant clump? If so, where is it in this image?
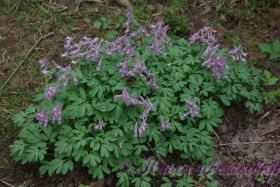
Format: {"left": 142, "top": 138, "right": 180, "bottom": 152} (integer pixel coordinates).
{"left": 10, "top": 10, "right": 263, "bottom": 186}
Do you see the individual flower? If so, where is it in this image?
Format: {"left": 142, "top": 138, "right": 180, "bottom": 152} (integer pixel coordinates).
{"left": 180, "top": 100, "right": 200, "bottom": 120}
{"left": 36, "top": 110, "right": 48, "bottom": 127}
{"left": 45, "top": 86, "right": 59, "bottom": 101}
{"left": 148, "top": 21, "right": 171, "bottom": 56}
{"left": 96, "top": 57, "right": 103, "bottom": 72}
{"left": 118, "top": 59, "right": 149, "bottom": 78}
{"left": 134, "top": 123, "right": 139, "bottom": 138}
{"left": 134, "top": 97, "right": 156, "bottom": 137}
{"left": 188, "top": 31, "right": 201, "bottom": 45}
{"left": 228, "top": 45, "right": 247, "bottom": 63}
{"left": 202, "top": 44, "right": 220, "bottom": 57}
{"left": 150, "top": 38, "right": 164, "bottom": 56}
{"left": 114, "top": 88, "right": 142, "bottom": 106}
{"left": 202, "top": 56, "right": 216, "bottom": 68}
{"left": 134, "top": 59, "right": 148, "bottom": 74}
{"left": 160, "top": 119, "right": 171, "bottom": 132}
{"left": 105, "top": 36, "right": 126, "bottom": 56}
{"left": 202, "top": 56, "right": 228, "bottom": 80}
{"left": 137, "top": 119, "right": 148, "bottom": 137}
{"left": 38, "top": 57, "right": 51, "bottom": 75}
{"left": 122, "top": 96, "right": 155, "bottom": 138}
{"left": 123, "top": 9, "right": 134, "bottom": 33}
{"left": 51, "top": 104, "right": 62, "bottom": 125}
{"left": 94, "top": 121, "right": 105, "bottom": 131}
{"left": 140, "top": 97, "right": 156, "bottom": 112}
{"left": 152, "top": 21, "right": 171, "bottom": 45}
{"left": 146, "top": 73, "right": 160, "bottom": 91}
{"left": 118, "top": 60, "right": 135, "bottom": 77}
{"left": 63, "top": 36, "right": 74, "bottom": 49}
{"left": 189, "top": 27, "right": 217, "bottom": 45}
{"left": 124, "top": 43, "right": 135, "bottom": 57}
{"left": 129, "top": 31, "right": 139, "bottom": 38}
{"left": 212, "top": 56, "right": 227, "bottom": 79}
{"left": 54, "top": 63, "right": 78, "bottom": 87}
{"left": 140, "top": 26, "right": 151, "bottom": 38}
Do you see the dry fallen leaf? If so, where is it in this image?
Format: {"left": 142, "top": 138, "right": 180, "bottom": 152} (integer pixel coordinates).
{"left": 116, "top": 0, "right": 131, "bottom": 8}
{"left": 89, "top": 180, "right": 105, "bottom": 187}
{"left": 152, "top": 4, "right": 163, "bottom": 18}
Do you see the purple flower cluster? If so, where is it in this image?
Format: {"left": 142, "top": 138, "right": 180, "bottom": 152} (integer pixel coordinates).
{"left": 62, "top": 36, "right": 101, "bottom": 63}
{"left": 118, "top": 59, "right": 148, "bottom": 77}
{"left": 114, "top": 88, "right": 142, "bottom": 106}
{"left": 180, "top": 100, "right": 200, "bottom": 120}
{"left": 189, "top": 27, "right": 217, "bottom": 45}
{"left": 202, "top": 56, "right": 227, "bottom": 80}
{"left": 134, "top": 97, "right": 156, "bottom": 137}
{"left": 189, "top": 27, "right": 229, "bottom": 80}
{"left": 124, "top": 44, "right": 135, "bottom": 57}
{"left": 54, "top": 63, "right": 78, "bottom": 87}
{"left": 149, "top": 22, "right": 171, "bottom": 56}
{"left": 36, "top": 104, "right": 62, "bottom": 127}
{"left": 160, "top": 119, "right": 171, "bottom": 132}
{"left": 45, "top": 86, "right": 59, "bottom": 101}
{"left": 146, "top": 73, "right": 160, "bottom": 91}
{"left": 118, "top": 59, "right": 159, "bottom": 90}
{"left": 36, "top": 110, "right": 48, "bottom": 127}
{"left": 36, "top": 10, "right": 172, "bottom": 134}
{"left": 36, "top": 59, "right": 79, "bottom": 127}
{"left": 114, "top": 88, "right": 155, "bottom": 137}
{"left": 38, "top": 57, "right": 51, "bottom": 75}
{"left": 37, "top": 58, "right": 78, "bottom": 88}
{"left": 105, "top": 36, "right": 126, "bottom": 56}
{"left": 51, "top": 104, "right": 62, "bottom": 125}
{"left": 228, "top": 45, "right": 247, "bottom": 63}
{"left": 202, "top": 44, "right": 220, "bottom": 57}
{"left": 123, "top": 9, "right": 134, "bottom": 33}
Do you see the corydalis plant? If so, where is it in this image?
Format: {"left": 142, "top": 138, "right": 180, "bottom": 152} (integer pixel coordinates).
{"left": 228, "top": 45, "right": 248, "bottom": 63}
{"left": 189, "top": 27, "right": 228, "bottom": 79}
{"left": 180, "top": 100, "right": 201, "bottom": 120}
{"left": 11, "top": 9, "right": 264, "bottom": 187}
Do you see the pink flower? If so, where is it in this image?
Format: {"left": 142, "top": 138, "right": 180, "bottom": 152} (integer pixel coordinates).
{"left": 45, "top": 86, "right": 59, "bottom": 101}
{"left": 51, "top": 104, "right": 62, "bottom": 125}
{"left": 36, "top": 110, "right": 48, "bottom": 127}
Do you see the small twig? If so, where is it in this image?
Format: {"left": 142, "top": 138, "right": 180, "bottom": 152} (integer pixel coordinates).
{"left": 261, "top": 127, "right": 280, "bottom": 136}
{"left": 213, "top": 129, "right": 222, "bottom": 142}
{"left": 147, "top": 142, "right": 169, "bottom": 167}
{"left": 42, "top": 2, "right": 68, "bottom": 12}
{"left": 0, "top": 31, "right": 54, "bottom": 93}
{"left": 214, "top": 141, "right": 280, "bottom": 147}
{"left": 0, "top": 107, "right": 13, "bottom": 114}
{"left": 0, "top": 167, "right": 19, "bottom": 170}
{"left": 199, "top": 1, "right": 211, "bottom": 7}
{"left": 0, "top": 179, "right": 15, "bottom": 187}
{"left": 75, "top": 0, "right": 105, "bottom": 12}
{"left": 257, "top": 111, "right": 271, "bottom": 127}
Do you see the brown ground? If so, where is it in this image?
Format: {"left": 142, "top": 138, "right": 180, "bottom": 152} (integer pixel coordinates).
{"left": 0, "top": 0, "right": 280, "bottom": 186}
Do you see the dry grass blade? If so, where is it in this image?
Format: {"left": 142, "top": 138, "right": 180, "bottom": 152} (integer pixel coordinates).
{"left": 0, "top": 179, "right": 15, "bottom": 187}
{"left": 214, "top": 140, "right": 280, "bottom": 147}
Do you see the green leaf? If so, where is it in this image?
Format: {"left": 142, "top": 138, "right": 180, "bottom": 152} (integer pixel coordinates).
{"left": 93, "top": 20, "right": 102, "bottom": 29}
{"left": 263, "top": 70, "right": 278, "bottom": 86}
{"left": 83, "top": 17, "right": 91, "bottom": 24}
{"left": 259, "top": 43, "right": 272, "bottom": 53}
{"left": 79, "top": 87, "right": 87, "bottom": 99}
